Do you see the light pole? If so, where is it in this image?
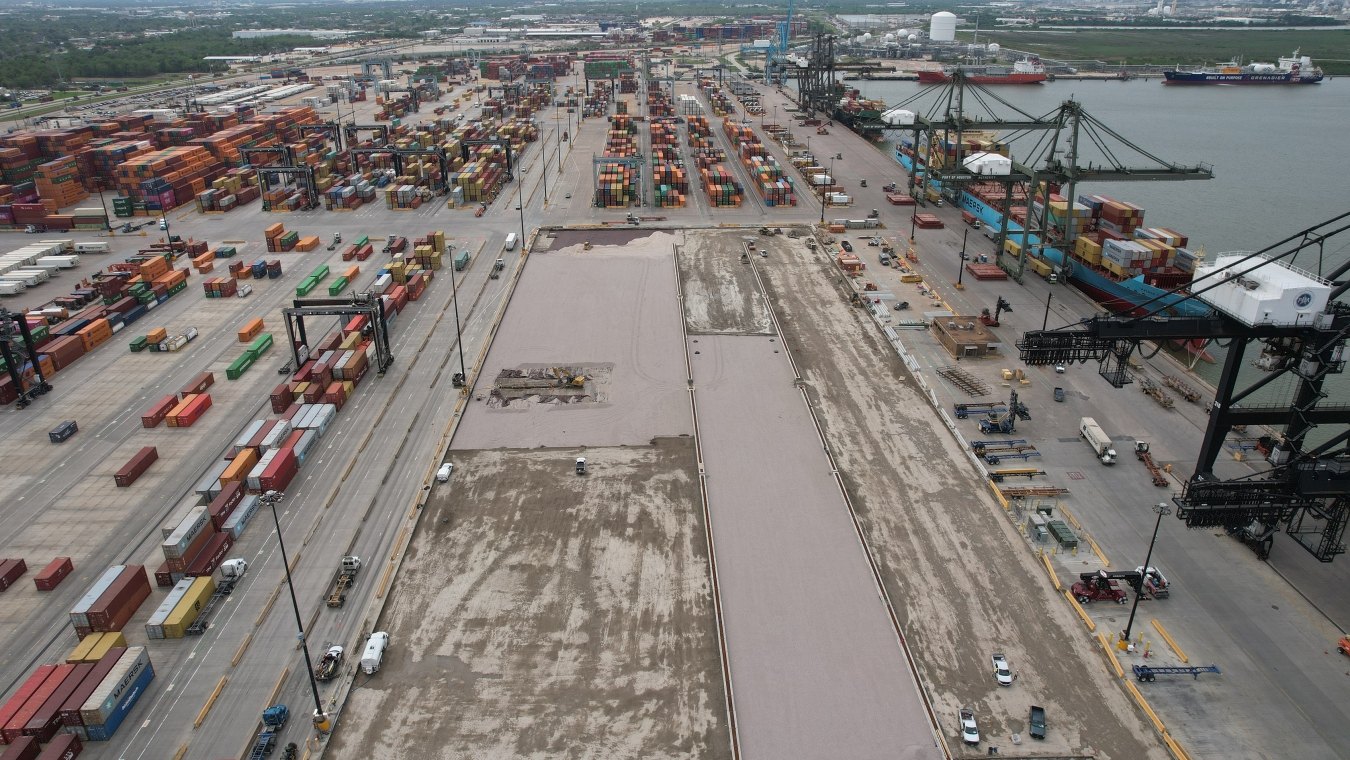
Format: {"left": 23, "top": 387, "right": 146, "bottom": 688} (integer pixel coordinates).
{"left": 1042, "top": 292, "right": 1053, "bottom": 330}
{"left": 262, "top": 490, "right": 330, "bottom": 733}
{"left": 956, "top": 228, "right": 968, "bottom": 289}
{"left": 1120, "top": 502, "right": 1172, "bottom": 650}
{"left": 909, "top": 211, "right": 917, "bottom": 245}
{"left": 446, "top": 244, "right": 467, "bottom": 386}
{"left": 819, "top": 156, "right": 836, "bottom": 225}
{"left": 516, "top": 202, "right": 527, "bottom": 253}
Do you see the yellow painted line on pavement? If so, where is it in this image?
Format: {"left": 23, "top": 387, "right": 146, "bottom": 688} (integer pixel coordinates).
{"left": 1096, "top": 633, "right": 1125, "bottom": 678}
{"left": 1039, "top": 551, "right": 1061, "bottom": 590}
{"left": 1124, "top": 679, "right": 1166, "bottom": 736}
{"left": 1165, "top": 733, "right": 1195, "bottom": 760}
{"left": 1151, "top": 619, "right": 1189, "bottom": 663}
{"left": 267, "top": 667, "right": 291, "bottom": 706}
{"left": 288, "top": 549, "right": 302, "bottom": 573}
{"left": 377, "top": 561, "right": 395, "bottom": 599}
{"left": 389, "top": 527, "right": 407, "bottom": 561}
{"left": 256, "top": 586, "right": 281, "bottom": 627}
{"left": 1059, "top": 505, "right": 1083, "bottom": 531}
{"left": 194, "top": 676, "right": 228, "bottom": 728}
{"left": 1064, "top": 590, "right": 1096, "bottom": 632}
{"left": 172, "top": 744, "right": 189, "bottom": 760}
{"left": 1086, "top": 534, "right": 1111, "bottom": 567}
{"left": 988, "top": 482, "right": 1009, "bottom": 511}
{"left": 231, "top": 632, "right": 253, "bottom": 667}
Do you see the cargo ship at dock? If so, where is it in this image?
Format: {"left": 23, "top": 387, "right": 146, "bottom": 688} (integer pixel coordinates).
{"left": 896, "top": 142, "right": 1211, "bottom": 319}
{"left": 916, "top": 57, "right": 1048, "bottom": 85}
{"left": 1163, "top": 51, "right": 1323, "bottom": 85}
{"left": 833, "top": 91, "right": 889, "bottom": 142}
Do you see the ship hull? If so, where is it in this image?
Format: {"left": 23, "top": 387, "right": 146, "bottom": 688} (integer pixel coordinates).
{"left": 917, "top": 71, "right": 1047, "bottom": 85}
{"left": 1162, "top": 71, "right": 1323, "bottom": 85}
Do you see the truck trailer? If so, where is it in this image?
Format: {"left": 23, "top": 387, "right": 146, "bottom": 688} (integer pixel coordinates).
{"left": 1079, "top": 417, "right": 1117, "bottom": 464}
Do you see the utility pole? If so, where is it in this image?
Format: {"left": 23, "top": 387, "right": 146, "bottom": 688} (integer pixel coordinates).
{"left": 1120, "top": 502, "right": 1172, "bottom": 650}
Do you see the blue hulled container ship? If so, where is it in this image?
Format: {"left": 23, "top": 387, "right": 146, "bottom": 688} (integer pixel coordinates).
{"left": 1163, "top": 51, "right": 1323, "bottom": 85}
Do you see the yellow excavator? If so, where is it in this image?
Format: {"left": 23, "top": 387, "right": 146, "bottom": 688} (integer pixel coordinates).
{"left": 550, "top": 367, "right": 586, "bottom": 387}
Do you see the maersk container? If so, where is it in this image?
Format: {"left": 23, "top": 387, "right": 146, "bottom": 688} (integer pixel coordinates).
{"left": 22, "top": 661, "right": 94, "bottom": 743}
{"left": 57, "top": 648, "right": 123, "bottom": 729}
{"left": 69, "top": 567, "right": 125, "bottom": 629}
{"left": 293, "top": 429, "right": 318, "bottom": 464}
{"left": 246, "top": 449, "right": 278, "bottom": 492}
{"left": 82, "top": 659, "right": 153, "bottom": 742}
{"left": 193, "top": 459, "right": 231, "bottom": 501}
{"left": 144, "top": 579, "right": 193, "bottom": 639}
{"left": 221, "top": 495, "right": 260, "bottom": 540}
{"left": 259, "top": 420, "right": 292, "bottom": 451}
{"left": 231, "top": 420, "right": 266, "bottom": 456}
{"left": 161, "top": 507, "right": 209, "bottom": 560}
{"left": 79, "top": 647, "right": 151, "bottom": 729}
{"left": 161, "top": 495, "right": 205, "bottom": 539}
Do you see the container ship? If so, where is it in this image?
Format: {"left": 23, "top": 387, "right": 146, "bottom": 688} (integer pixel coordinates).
{"left": 916, "top": 57, "right": 1048, "bottom": 85}
{"left": 896, "top": 138, "right": 1210, "bottom": 319}
{"left": 1163, "top": 51, "right": 1323, "bottom": 85}
{"left": 833, "top": 91, "right": 889, "bottom": 142}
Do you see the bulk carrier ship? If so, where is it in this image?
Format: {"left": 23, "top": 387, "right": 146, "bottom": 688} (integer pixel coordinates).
{"left": 896, "top": 139, "right": 1211, "bottom": 319}
{"left": 916, "top": 57, "right": 1048, "bottom": 85}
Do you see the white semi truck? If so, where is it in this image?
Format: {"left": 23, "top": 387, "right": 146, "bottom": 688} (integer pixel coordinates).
{"left": 1079, "top": 417, "right": 1117, "bottom": 464}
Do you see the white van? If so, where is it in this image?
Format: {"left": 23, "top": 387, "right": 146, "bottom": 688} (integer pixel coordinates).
{"left": 504, "top": 233, "right": 518, "bottom": 251}
{"left": 361, "top": 631, "right": 389, "bottom": 674}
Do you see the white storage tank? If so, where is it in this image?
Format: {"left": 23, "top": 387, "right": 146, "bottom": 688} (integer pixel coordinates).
{"left": 930, "top": 11, "right": 958, "bottom": 42}
{"left": 1194, "top": 254, "right": 1331, "bottom": 327}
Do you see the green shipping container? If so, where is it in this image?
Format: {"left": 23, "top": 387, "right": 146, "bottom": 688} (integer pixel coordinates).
{"left": 129, "top": 336, "right": 148, "bottom": 351}
{"left": 216, "top": 246, "right": 237, "bottom": 258}
{"left": 296, "top": 277, "right": 317, "bottom": 297}
{"left": 327, "top": 277, "right": 349, "bottom": 296}
{"left": 310, "top": 264, "right": 330, "bottom": 281}
{"left": 226, "top": 353, "right": 255, "bottom": 380}
{"left": 248, "top": 333, "right": 273, "bottom": 355}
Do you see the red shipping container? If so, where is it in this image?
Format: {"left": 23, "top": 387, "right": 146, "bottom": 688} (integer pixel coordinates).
{"left": 33, "top": 558, "right": 73, "bottom": 591}
{"left": 0, "top": 667, "right": 57, "bottom": 746}
{"left": 0, "top": 560, "right": 26, "bottom": 592}
{"left": 185, "top": 532, "right": 234, "bottom": 577}
{"left": 22, "top": 663, "right": 93, "bottom": 743}
{"left": 258, "top": 448, "right": 298, "bottom": 492}
{"left": 246, "top": 420, "right": 277, "bottom": 451}
{"left": 152, "top": 562, "right": 177, "bottom": 589}
{"left": 311, "top": 362, "right": 332, "bottom": 388}
{"left": 3, "top": 665, "right": 74, "bottom": 743}
{"left": 58, "top": 650, "right": 124, "bottom": 728}
{"left": 34, "top": 733, "right": 81, "bottom": 760}
{"left": 173, "top": 393, "right": 213, "bottom": 427}
{"left": 270, "top": 383, "right": 294, "bottom": 414}
{"left": 281, "top": 403, "right": 303, "bottom": 421}
{"left": 72, "top": 627, "right": 92, "bottom": 640}
{"left": 113, "top": 447, "right": 158, "bottom": 487}
{"left": 140, "top": 395, "right": 177, "bottom": 428}
{"left": 42, "top": 336, "right": 84, "bottom": 371}
{"left": 207, "top": 481, "right": 244, "bottom": 531}
{"left": 84, "top": 566, "right": 150, "bottom": 632}
{"left": 178, "top": 371, "right": 214, "bottom": 397}
{"left": 166, "top": 526, "right": 214, "bottom": 574}
{"left": 291, "top": 360, "right": 315, "bottom": 383}
{"left": 0, "top": 736, "right": 39, "bottom": 760}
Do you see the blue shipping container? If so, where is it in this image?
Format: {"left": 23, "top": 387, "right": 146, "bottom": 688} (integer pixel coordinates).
{"left": 84, "top": 661, "right": 155, "bottom": 741}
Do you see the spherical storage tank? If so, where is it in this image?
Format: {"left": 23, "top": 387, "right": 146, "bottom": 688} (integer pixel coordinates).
{"left": 930, "top": 11, "right": 957, "bottom": 42}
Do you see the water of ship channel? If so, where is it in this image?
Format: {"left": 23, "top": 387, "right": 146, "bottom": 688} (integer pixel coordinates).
{"left": 861, "top": 76, "right": 1350, "bottom": 412}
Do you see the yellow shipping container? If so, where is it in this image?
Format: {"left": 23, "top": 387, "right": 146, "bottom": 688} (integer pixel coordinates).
{"left": 66, "top": 633, "right": 99, "bottom": 663}
{"left": 339, "top": 332, "right": 361, "bottom": 350}
{"left": 220, "top": 447, "right": 259, "bottom": 485}
{"left": 69, "top": 631, "right": 128, "bottom": 663}
{"left": 1004, "top": 239, "right": 1023, "bottom": 256}
{"left": 1027, "top": 257, "right": 1051, "bottom": 276}
{"left": 161, "top": 576, "right": 217, "bottom": 639}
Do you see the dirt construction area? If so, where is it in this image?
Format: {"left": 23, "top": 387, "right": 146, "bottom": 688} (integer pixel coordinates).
{"left": 330, "top": 228, "right": 1167, "bottom": 759}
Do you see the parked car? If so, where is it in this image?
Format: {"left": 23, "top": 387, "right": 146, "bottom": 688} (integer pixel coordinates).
{"left": 436, "top": 462, "right": 453, "bottom": 482}
{"left": 959, "top": 708, "right": 980, "bottom": 745}
{"left": 840, "top": 240, "right": 853, "bottom": 252}
{"left": 991, "top": 653, "right": 1013, "bottom": 686}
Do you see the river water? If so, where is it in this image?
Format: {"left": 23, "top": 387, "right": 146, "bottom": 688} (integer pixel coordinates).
{"left": 860, "top": 77, "right": 1350, "bottom": 400}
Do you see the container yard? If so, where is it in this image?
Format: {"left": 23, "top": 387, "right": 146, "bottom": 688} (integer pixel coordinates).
{"left": 0, "top": 39, "right": 1346, "bottom": 760}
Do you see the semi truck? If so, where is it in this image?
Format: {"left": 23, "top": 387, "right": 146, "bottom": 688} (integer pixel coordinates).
{"left": 1079, "top": 417, "right": 1117, "bottom": 464}
{"left": 247, "top": 704, "right": 289, "bottom": 760}
{"left": 326, "top": 555, "right": 362, "bottom": 608}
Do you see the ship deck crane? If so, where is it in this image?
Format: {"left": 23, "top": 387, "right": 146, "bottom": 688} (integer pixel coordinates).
{"left": 1017, "top": 212, "right": 1350, "bottom": 562}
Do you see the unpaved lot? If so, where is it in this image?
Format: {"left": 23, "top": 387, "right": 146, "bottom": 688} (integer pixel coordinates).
{"left": 755, "top": 239, "right": 1167, "bottom": 758}
{"left": 328, "top": 440, "right": 729, "bottom": 760}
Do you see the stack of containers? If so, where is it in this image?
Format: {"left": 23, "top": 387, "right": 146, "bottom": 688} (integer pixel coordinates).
{"left": 145, "top": 576, "right": 215, "bottom": 639}
{"left": 165, "top": 393, "right": 212, "bottom": 428}
{"left": 648, "top": 121, "right": 686, "bottom": 208}
{"left": 201, "top": 276, "right": 238, "bottom": 298}
{"left": 33, "top": 156, "right": 87, "bottom": 209}
{"left": 68, "top": 566, "right": 151, "bottom": 638}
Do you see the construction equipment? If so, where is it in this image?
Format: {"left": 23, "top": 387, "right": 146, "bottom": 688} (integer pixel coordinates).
{"left": 815, "top": 126, "right": 829, "bottom": 135}
{"left": 315, "top": 645, "right": 345, "bottom": 681}
{"left": 1338, "top": 636, "right": 1350, "bottom": 656}
{"left": 1162, "top": 374, "right": 1202, "bottom": 403}
{"left": 549, "top": 367, "right": 585, "bottom": 387}
{"left": 979, "top": 296, "right": 1012, "bottom": 327}
{"left": 1135, "top": 442, "right": 1171, "bottom": 487}
{"left": 382, "top": 235, "right": 407, "bottom": 255}
{"left": 490, "top": 258, "right": 505, "bottom": 279}
{"left": 978, "top": 389, "right": 1031, "bottom": 434}
{"left": 1071, "top": 571, "right": 1128, "bottom": 604}
{"left": 248, "top": 704, "right": 290, "bottom": 760}
{"left": 1132, "top": 664, "right": 1221, "bottom": 682}
{"left": 326, "top": 555, "right": 362, "bottom": 608}
{"left": 327, "top": 233, "right": 342, "bottom": 251}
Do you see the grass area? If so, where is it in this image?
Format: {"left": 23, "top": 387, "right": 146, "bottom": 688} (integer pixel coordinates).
{"left": 960, "top": 28, "right": 1350, "bottom": 74}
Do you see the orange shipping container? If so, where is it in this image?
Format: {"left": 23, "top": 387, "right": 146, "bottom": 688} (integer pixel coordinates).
{"left": 264, "top": 222, "right": 284, "bottom": 239}
{"left": 165, "top": 394, "right": 197, "bottom": 428}
{"left": 146, "top": 327, "right": 168, "bottom": 344}
{"left": 237, "top": 317, "right": 264, "bottom": 342}
{"left": 340, "top": 265, "right": 359, "bottom": 280}
{"left": 220, "top": 447, "right": 259, "bottom": 484}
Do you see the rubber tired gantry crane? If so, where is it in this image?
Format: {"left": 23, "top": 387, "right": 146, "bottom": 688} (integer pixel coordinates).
{"left": 1018, "top": 213, "right": 1350, "bottom": 562}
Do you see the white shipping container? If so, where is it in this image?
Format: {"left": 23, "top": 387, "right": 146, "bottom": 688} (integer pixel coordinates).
{"left": 221, "top": 494, "right": 261, "bottom": 540}
{"left": 232, "top": 420, "right": 266, "bottom": 457}
{"left": 247, "top": 449, "right": 279, "bottom": 492}
{"left": 13, "top": 267, "right": 50, "bottom": 282}
{"left": 70, "top": 566, "right": 127, "bottom": 628}
{"left": 145, "top": 579, "right": 194, "bottom": 639}
{"left": 162, "top": 493, "right": 206, "bottom": 538}
{"left": 310, "top": 404, "right": 337, "bottom": 437}
{"left": 260, "top": 420, "right": 292, "bottom": 451}
{"left": 195, "top": 459, "right": 231, "bottom": 499}
{"left": 162, "top": 506, "right": 210, "bottom": 560}
{"left": 0, "top": 281, "right": 25, "bottom": 295}
{"left": 74, "top": 241, "right": 110, "bottom": 254}
{"left": 293, "top": 429, "right": 318, "bottom": 464}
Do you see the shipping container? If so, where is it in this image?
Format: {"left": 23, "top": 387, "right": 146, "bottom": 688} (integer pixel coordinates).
{"left": 33, "top": 734, "right": 81, "bottom": 759}
{"left": 178, "top": 371, "right": 214, "bottom": 397}
{"left": 161, "top": 508, "right": 209, "bottom": 561}
{"left": 220, "top": 495, "right": 260, "bottom": 540}
{"left": 230, "top": 420, "right": 266, "bottom": 457}
{"left": 185, "top": 533, "right": 233, "bottom": 577}
{"left": 113, "top": 447, "right": 157, "bottom": 487}
{"left": 33, "top": 557, "right": 72, "bottom": 591}
{"left": 78, "top": 647, "right": 150, "bottom": 729}
{"left": 0, "top": 667, "right": 57, "bottom": 747}
{"left": 0, "top": 736, "right": 39, "bottom": 760}
{"left": 66, "top": 633, "right": 125, "bottom": 665}
{"left": 57, "top": 649, "right": 123, "bottom": 729}
{"left": 21, "top": 663, "right": 94, "bottom": 743}
{"left": 206, "top": 481, "right": 244, "bottom": 531}
{"left": 0, "top": 560, "right": 26, "bottom": 592}
{"left": 83, "top": 566, "right": 149, "bottom": 633}
{"left": 160, "top": 576, "right": 215, "bottom": 637}
{"left": 220, "top": 447, "right": 258, "bottom": 485}
{"left": 259, "top": 447, "right": 299, "bottom": 492}
{"left": 82, "top": 662, "right": 154, "bottom": 741}
{"left": 68, "top": 568, "right": 124, "bottom": 630}
{"left": 2, "top": 665, "right": 75, "bottom": 743}
{"left": 144, "top": 579, "right": 193, "bottom": 640}
{"left": 193, "top": 459, "right": 231, "bottom": 501}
